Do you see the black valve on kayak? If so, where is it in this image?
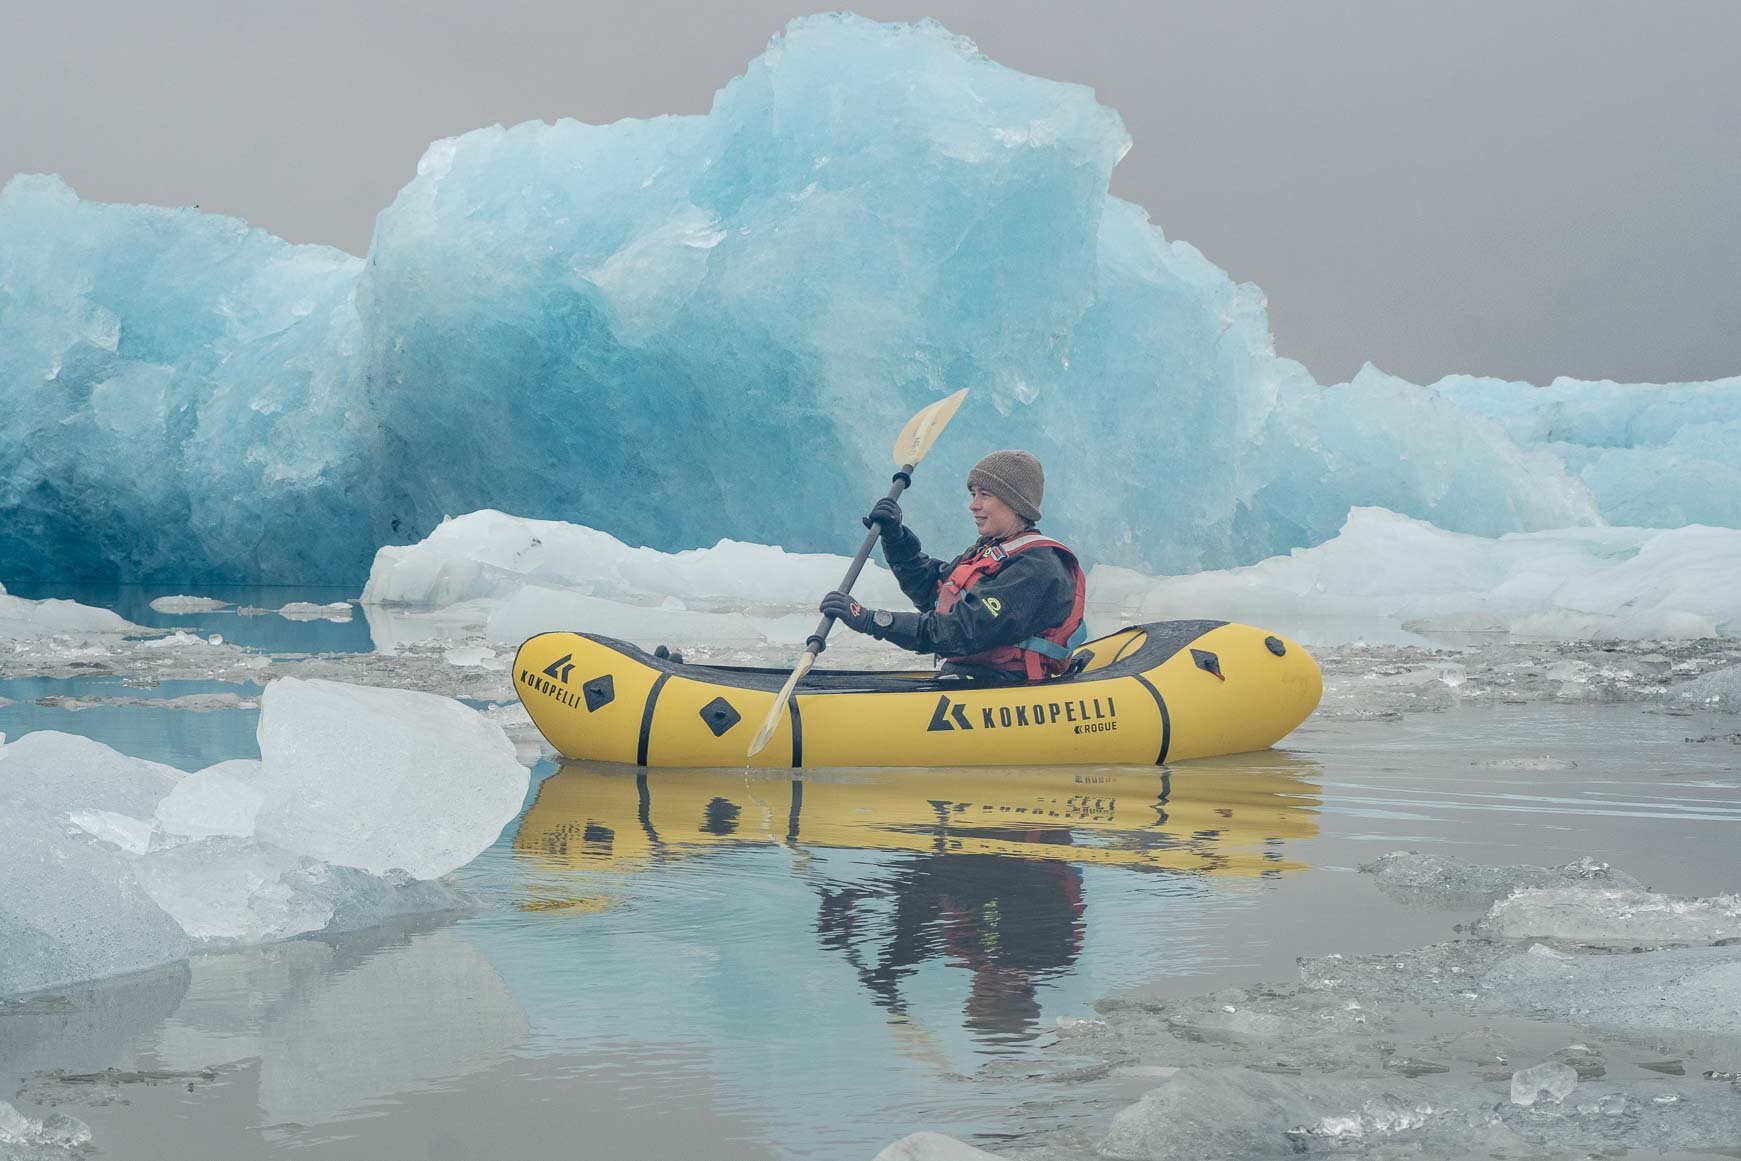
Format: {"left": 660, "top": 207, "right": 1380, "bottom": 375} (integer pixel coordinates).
{"left": 654, "top": 644, "right": 685, "bottom": 665}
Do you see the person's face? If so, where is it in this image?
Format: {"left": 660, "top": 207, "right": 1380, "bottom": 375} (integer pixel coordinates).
{"left": 968, "top": 485, "right": 1025, "bottom": 540}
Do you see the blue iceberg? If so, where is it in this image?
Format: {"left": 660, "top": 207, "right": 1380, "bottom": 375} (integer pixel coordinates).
{"left": 1, "top": 13, "right": 1736, "bottom": 585}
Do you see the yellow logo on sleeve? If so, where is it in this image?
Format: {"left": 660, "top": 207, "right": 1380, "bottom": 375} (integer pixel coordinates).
{"left": 983, "top": 597, "right": 1003, "bottom": 616}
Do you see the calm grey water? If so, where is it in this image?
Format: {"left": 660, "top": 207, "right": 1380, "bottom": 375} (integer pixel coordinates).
{"left": 3, "top": 613, "right": 1738, "bottom": 1159}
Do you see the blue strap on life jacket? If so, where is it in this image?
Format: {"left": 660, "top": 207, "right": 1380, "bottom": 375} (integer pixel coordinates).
{"left": 1016, "top": 621, "right": 1089, "bottom": 661}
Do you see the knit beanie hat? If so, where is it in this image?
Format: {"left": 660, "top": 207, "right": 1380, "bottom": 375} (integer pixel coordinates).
{"left": 966, "top": 450, "right": 1044, "bottom": 522}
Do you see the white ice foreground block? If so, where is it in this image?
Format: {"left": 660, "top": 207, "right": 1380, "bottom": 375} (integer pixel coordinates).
{"left": 0, "top": 678, "right": 529, "bottom": 996}
{"left": 252, "top": 677, "right": 528, "bottom": 880}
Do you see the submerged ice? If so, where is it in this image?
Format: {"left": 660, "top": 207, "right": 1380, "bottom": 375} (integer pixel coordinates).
{"left": 0, "top": 677, "right": 528, "bottom": 997}
{"left": 2, "top": 14, "right": 1735, "bottom": 586}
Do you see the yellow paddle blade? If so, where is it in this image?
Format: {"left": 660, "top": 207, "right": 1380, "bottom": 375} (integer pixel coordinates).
{"left": 890, "top": 388, "right": 969, "bottom": 469}
{"left": 747, "top": 651, "right": 816, "bottom": 759}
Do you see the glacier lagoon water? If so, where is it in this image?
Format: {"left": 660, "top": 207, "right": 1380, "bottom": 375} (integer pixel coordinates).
{"left": 3, "top": 13, "right": 1737, "bottom": 586}
{"left": 3, "top": 608, "right": 1739, "bottom": 1160}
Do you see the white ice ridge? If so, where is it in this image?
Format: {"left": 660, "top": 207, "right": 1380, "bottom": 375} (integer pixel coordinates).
{"left": 0, "top": 677, "right": 529, "bottom": 998}
{"left": 363, "top": 508, "right": 908, "bottom": 608}
{"left": 360, "top": 508, "right": 908, "bottom": 651}
{"left": 1094, "top": 507, "right": 1741, "bottom": 640}
{"left": 360, "top": 507, "right": 1741, "bottom": 649}
{"left": 0, "top": 581, "right": 146, "bottom": 642}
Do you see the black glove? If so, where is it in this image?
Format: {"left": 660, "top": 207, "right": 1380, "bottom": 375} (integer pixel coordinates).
{"left": 863, "top": 497, "right": 904, "bottom": 542}
{"left": 820, "top": 590, "right": 885, "bottom": 637}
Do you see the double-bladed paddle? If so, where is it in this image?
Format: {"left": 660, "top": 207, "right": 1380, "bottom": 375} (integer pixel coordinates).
{"left": 746, "top": 388, "right": 970, "bottom": 759}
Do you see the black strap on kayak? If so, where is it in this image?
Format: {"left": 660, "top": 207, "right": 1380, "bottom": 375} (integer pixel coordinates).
{"left": 788, "top": 695, "right": 804, "bottom": 768}
{"left": 1132, "top": 673, "right": 1172, "bottom": 765}
{"left": 637, "top": 673, "right": 670, "bottom": 766}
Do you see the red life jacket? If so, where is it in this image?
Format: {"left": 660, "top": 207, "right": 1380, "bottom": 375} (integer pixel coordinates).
{"left": 934, "top": 531, "right": 1087, "bottom": 681}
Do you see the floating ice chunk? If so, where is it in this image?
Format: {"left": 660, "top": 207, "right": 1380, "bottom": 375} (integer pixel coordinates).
{"left": 1675, "top": 663, "right": 1741, "bottom": 710}
{"left": 1362, "top": 852, "right": 1644, "bottom": 908}
{"left": 252, "top": 677, "right": 528, "bottom": 879}
{"left": 1102, "top": 1068, "right": 1390, "bottom": 1160}
{"left": 441, "top": 643, "right": 502, "bottom": 669}
{"left": 1296, "top": 1093, "right": 1437, "bottom": 1141}
{"left": 0, "top": 1101, "right": 93, "bottom": 1150}
{"left": 277, "top": 601, "right": 352, "bottom": 621}
{"left": 1511, "top": 1060, "right": 1578, "bottom": 1106}
{"left": 873, "top": 1132, "right": 1011, "bottom": 1161}
{"left": 136, "top": 629, "right": 212, "bottom": 650}
{"left": 1480, "top": 887, "right": 1741, "bottom": 946}
{"left": 152, "top": 759, "right": 264, "bottom": 841}
{"left": 148, "top": 595, "right": 230, "bottom": 613}
{"left": 0, "top": 589, "right": 144, "bottom": 642}
{"left": 0, "top": 700, "right": 509, "bottom": 993}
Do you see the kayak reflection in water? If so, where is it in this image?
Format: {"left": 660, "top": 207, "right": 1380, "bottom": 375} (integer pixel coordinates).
{"left": 816, "top": 847, "right": 1085, "bottom": 1045}
{"left": 820, "top": 450, "right": 1088, "bottom": 684}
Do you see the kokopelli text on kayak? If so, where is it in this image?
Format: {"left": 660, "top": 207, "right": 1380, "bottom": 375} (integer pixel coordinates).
{"left": 927, "top": 693, "right": 1117, "bottom": 733}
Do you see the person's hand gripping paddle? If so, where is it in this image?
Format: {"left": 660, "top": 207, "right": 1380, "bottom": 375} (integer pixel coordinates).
{"left": 747, "top": 388, "right": 969, "bottom": 759}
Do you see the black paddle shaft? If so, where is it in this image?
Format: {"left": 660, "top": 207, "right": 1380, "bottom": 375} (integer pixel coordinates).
{"left": 805, "top": 466, "right": 915, "bottom": 655}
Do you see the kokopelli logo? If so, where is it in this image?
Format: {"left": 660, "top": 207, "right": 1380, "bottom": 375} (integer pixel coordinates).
{"left": 541, "top": 653, "right": 576, "bottom": 684}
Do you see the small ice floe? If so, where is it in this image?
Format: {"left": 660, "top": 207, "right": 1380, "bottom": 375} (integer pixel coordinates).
{"left": 0, "top": 588, "right": 143, "bottom": 642}
{"left": 0, "top": 1100, "right": 93, "bottom": 1150}
{"left": 137, "top": 629, "right": 213, "bottom": 650}
{"left": 148, "top": 595, "right": 230, "bottom": 613}
{"left": 277, "top": 601, "right": 353, "bottom": 622}
{"left": 1511, "top": 1060, "right": 1579, "bottom": 1106}
{"left": 1479, "top": 886, "right": 1741, "bottom": 946}
{"left": 1674, "top": 663, "right": 1741, "bottom": 711}
{"left": 1294, "top": 1093, "right": 1438, "bottom": 1141}
{"left": 1361, "top": 851, "right": 1643, "bottom": 908}
{"left": 1105, "top": 1068, "right": 1396, "bottom": 1159}
{"left": 442, "top": 643, "right": 504, "bottom": 670}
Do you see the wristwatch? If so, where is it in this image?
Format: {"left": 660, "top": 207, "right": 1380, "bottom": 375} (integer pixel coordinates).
{"left": 871, "top": 609, "right": 895, "bottom": 634}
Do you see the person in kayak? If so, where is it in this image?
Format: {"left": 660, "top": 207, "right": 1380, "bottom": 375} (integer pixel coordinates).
{"left": 820, "top": 449, "right": 1087, "bottom": 683}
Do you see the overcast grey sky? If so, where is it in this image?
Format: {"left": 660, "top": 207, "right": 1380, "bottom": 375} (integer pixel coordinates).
{"left": 3, "top": 0, "right": 1737, "bottom": 386}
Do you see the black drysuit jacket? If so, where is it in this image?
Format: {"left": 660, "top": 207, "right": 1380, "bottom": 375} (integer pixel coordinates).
{"left": 875, "top": 524, "right": 1079, "bottom": 680}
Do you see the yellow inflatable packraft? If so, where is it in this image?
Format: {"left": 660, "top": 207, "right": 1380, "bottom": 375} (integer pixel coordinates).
{"left": 514, "top": 619, "right": 1321, "bottom": 768}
